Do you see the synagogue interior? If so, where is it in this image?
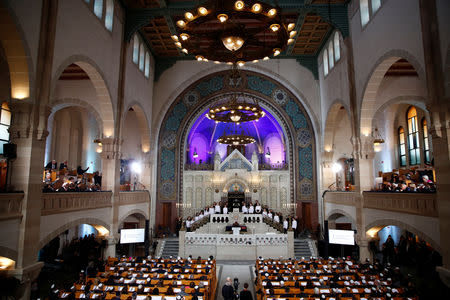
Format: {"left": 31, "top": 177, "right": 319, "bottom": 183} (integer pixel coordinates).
{"left": 0, "top": 0, "right": 449, "bottom": 299}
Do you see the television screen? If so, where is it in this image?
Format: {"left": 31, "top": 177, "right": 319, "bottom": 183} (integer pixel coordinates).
{"left": 328, "top": 229, "right": 355, "bottom": 245}
{"left": 120, "top": 228, "right": 145, "bottom": 244}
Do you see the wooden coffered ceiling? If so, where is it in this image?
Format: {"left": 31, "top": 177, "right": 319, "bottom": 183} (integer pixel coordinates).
{"left": 121, "top": 0, "right": 350, "bottom": 78}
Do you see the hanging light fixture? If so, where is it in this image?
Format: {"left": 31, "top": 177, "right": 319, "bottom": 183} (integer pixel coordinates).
{"left": 206, "top": 64, "right": 265, "bottom": 123}
{"left": 373, "top": 128, "right": 385, "bottom": 152}
{"left": 265, "top": 147, "right": 271, "bottom": 158}
{"left": 193, "top": 148, "right": 198, "bottom": 158}
{"left": 173, "top": 0, "right": 289, "bottom": 64}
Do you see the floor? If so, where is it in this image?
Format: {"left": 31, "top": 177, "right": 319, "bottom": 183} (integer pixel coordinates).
{"left": 215, "top": 261, "right": 256, "bottom": 300}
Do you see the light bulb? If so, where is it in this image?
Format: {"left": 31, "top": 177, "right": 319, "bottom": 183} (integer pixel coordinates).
{"left": 180, "top": 33, "right": 189, "bottom": 40}
{"left": 268, "top": 8, "right": 276, "bottom": 16}
{"left": 235, "top": 1, "right": 244, "bottom": 10}
{"left": 288, "top": 23, "right": 295, "bottom": 31}
{"left": 252, "top": 3, "right": 261, "bottom": 13}
{"left": 270, "top": 24, "right": 280, "bottom": 32}
{"left": 290, "top": 31, "right": 297, "bottom": 38}
{"left": 181, "top": 48, "right": 188, "bottom": 54}
{"left": 198, "top": 7, "right": 208, "bottom": 15}
{"left": 185, "top": 12, "right": 194, "bottom": 20}
{"left": 218, "top": 14, "right": 228, "bottom": 23}
{"left": 273, "top": 48, "right": 281, "bottom": 56}
{"left": 175, "top": 42, "right": 182, "bottom": 48}
{"left": 288, "top": 38, "right": 294, "bottom": 44}
{"left": 171, "top": 35, "right": 179, "bottom": 41}
{"left": 176, "top": 20, "right": 186, "bottom": 28}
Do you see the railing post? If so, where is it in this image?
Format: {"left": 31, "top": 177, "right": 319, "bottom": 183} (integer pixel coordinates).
{"left": 178, "top": 229, "right": 186, "bottom": 257}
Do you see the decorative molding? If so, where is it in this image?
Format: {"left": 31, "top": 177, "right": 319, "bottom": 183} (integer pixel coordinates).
{"left": 323, "top": 191, "right": 356, "bottom": 206}
{"left": 41, "top": 192, "right": 112, "bottom": 215}
{"left": 0, "top": 193, "right": 24, "bottom": 220}
{"left": 118, "top": 191, "right": 150, "bottom": 205}
{"left": 362, "top": 192, "right": 438, "bottom": 217}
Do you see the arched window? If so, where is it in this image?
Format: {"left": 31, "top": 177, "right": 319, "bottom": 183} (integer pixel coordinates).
{"left": 328, "top": 42, "right": 334, "bottom": 69}
{"left": 323, "top": 49, "right": 329, "bottom": 76}
{"left": 407, "top": 106, "right": 420, "bottom": 165}
{"left": 139, "top": 43, "right": 145, "bottom": 71}
{"left": 360, "top": 0, "right": 370, "bottom": 26}
{"left": 422, "top": 118, "right": 431, "bottom": 164}
{"left": 144, "top": 52, "right": 150, "bottom": 78}
{"left": 93, "top": 0, "right": 103, "bottom": 19}
{"left": 398, "top": 127, "right": 406, "bottom": 167}
{"left": 0, "top": 102, "right": 11, "bottom": 154}
{"left": 334, "top": 32, "right": 340, "bottom": 61}
{"left": 371, "top": 0, "right": 381, "bottom": 14}
{"left": 104, "top": 0, "right": 114, "bottom": 31}
{"left": 133, "top": 35, "right": 139, "bottom": 64}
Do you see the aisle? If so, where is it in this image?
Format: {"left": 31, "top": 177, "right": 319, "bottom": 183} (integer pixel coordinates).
{"left": 215, "top": 261, "right": 256, "bottom": 300}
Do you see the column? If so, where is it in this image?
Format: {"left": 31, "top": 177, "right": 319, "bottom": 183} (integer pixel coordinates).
{"left": 419, "top": 0, "right": 450, "bottom": 284}
{"left": 104, "top": 236, "right": 117, "bottom": 259}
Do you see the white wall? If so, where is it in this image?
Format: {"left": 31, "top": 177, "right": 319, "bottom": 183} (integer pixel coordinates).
{"left": 349, "top": 0, "right": 426, "bottom": 113}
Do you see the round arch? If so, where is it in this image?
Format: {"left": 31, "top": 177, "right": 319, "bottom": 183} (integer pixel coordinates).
{"left": 38, "top": 217, "right": 111, "bottom": 250}
{"left": 222, "top": 177, "right": 251, "bottom": 194}
{"left": 359, "top": 50, "right": 426, "bottom": 137}
{"left": 323, "top": 100, "right": 351, "bottom": 152}
{"left": 0, "top": 2, "right": 33, "bottom": 100}
{"left": 51, "top": 55, "right": 115, "bottom": 137}
{"left": 0, "top": 245, "right": 17, "bottom": 261}
{"left": 325, "top": 208, "right": 356, "bottom": 226}
{"left": 123, "top": 103, "right": 151, "bottom": 153}
{"left": 118, "top": 209, "right": 149, "bottom": 228}
{"left": 50, "top": 97, "right": 104, "bottom": 134}
{"left": 365, "top": 219, "right": 441, "bottom": 253}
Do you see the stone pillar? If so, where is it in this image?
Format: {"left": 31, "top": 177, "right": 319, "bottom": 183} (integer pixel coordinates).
{"left": 357, "top": 236, "right": 370, "bottom": 262}
{"left": 100, "top": 137, "right": 121, "bottom": 191}
{"left": 359, "top": 136, "right": 375, "bottom": 191}
{"left": 321, "top": 151, "right": 335, "bottom": 190}
{"left": 419, "top": 0, "right": 450, "bottom": 276}
{"left": 178, "top": 229, "right": 186, "bottom": 258}
{"left": 287, "top": 229, "right": 294, "bottom": 259}
{"left": 140, "top": 151, "right": 152, "bottom": 191}
{"left": 104, "top": 236, "right": 117, "bottom": 259}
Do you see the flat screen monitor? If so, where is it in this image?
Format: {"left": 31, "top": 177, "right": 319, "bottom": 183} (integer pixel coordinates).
{"left": 328, "top": 229, "right": 355, "bottom": 245}
{"left": 120, "top": 228, "right": 145, "bottom": 244}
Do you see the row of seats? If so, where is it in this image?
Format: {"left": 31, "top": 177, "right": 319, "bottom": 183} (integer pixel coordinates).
{"left": 255, "top": 258, "right": 417, "bottom": 300}
{"left": 57, "top": 257, "right": 216, "bottom": 299}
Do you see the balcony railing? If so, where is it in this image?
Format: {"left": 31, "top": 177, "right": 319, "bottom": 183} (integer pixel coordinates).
{"left": 41, "top": 192, "right": 112, "bottom": 215}
{"left": 118, "top": 191, "right": 150, "bottom": 205}
{"left": 184, "top": 163, "right": 214, "bottom": 171}
{"left": 323, "top": 191, "right": 438, "bottom": 217}
{"left": 362, "top": 191, "right": 438, "bottom": 217}
{"left": 0, "top": 193, "right": 24, "bottom": 220}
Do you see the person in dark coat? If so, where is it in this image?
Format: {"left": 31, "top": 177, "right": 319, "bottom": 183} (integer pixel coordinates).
{"left": 45, "top": 160, "right": 58, "bottom": 170}
{"left": 239, "top": 283, "right": 253, "bottom": 300}
{"left": 222, "top": 277, "right": 235, "bottom": 300}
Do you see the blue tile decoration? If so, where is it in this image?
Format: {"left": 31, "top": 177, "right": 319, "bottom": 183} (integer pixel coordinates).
{"left": 158, "top": 70, "right": 316, "bottom": 201}
{"left": 247, "top": 75, "right": 276, "bottom": 96}
{"left": 196, "top": 76, "right": 223, "bottom": 97}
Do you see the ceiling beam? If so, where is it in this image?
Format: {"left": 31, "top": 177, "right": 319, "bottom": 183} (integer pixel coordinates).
{"left": 157, "top": 0, "right": 183, "bottom": 55}
{"left": 285, "top": 0, "right": 312, "bottom": 55}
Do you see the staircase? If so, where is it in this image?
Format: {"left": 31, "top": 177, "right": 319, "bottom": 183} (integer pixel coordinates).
{"left": 160, "top": 238, "right": 179, "bottom": 258}
{"left": 294, "top": 239, "right": 314, "bottom": 258}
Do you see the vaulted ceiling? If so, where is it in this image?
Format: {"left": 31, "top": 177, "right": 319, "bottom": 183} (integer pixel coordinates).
{"left": 120, "top": 0, "right": 350, "bottom": 79}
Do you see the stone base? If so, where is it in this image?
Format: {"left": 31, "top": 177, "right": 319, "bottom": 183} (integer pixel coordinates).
{"left": 437, "top": 266, "right": 450, "bottom": 287}
{"left": 0, "top": 262, "right": 44, "bottom": 300}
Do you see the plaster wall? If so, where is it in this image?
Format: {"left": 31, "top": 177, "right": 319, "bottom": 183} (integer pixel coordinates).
{"left": 436, "top": 0, "right": 450, "bottom": 93}
{"left": 0, "top": 219, "right": 20, "bottom": 256}
{"left": 349, "top": 0, "right": 425, "bottom": 114}
{"left": 4, "top": 0, "right": 42, "bottom": 85}
{"left": 51, "top": 0, "right": 122, "bottom": 114}
{"left": 122, "top": 110, "right": 143, "bottom": 160}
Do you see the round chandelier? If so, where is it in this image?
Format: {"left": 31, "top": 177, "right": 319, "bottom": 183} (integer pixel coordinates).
{"left": 206, "top": 64, "right": 265, "bottom": 123}
{"left": 217, "top": 133, "right": 256, "bottom": 146}
{"left": 172, "top": 0, "right": 296, "bottom": 64}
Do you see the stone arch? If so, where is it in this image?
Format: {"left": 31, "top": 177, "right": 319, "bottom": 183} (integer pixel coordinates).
{"left": 223, "top": 177, "right": 251, "bottom": 194}
{"left": 0, "top": 245, "right": 17, "bottom": 261}
{"left": 51, "top": 56, "right": 115, "bottom": 137}
{"left": 365, "top": 219, "right": 441, "bottom": 253}
{"left": 124, "top": 102, "right": 151, "bottom": 153}
{"left": 38, "top": 217, "right": 110, "bottom": 250}
{"left": 323, "top": 100, "right": 351, "bottom": 152}
{"left": 360, "top": 50, "right": 426, "bottom": 137}
{"left": 50, "top": 97, "right": 104, "bottom": 134}
{"left": 326, "top": 208, "right": 356, "bottom": 226}
{"left": 119, "top": 209, "right": 149, "bottom": 228}
{"left": 0, "top": 2, "right": 33, "bottom": 100}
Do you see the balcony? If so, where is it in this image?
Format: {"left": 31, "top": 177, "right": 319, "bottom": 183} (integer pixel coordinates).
{"left": 41, "top": 192, "right": 112, "bottom": 215}
{"left": 118, "top": 191, "right": 150, "bottom": 205}
{"left": 362, "top": 191, "right": 438, "bottom": 217}
{"left": 0, "top": 193, "right": 24, "bottom": 220}
{"left": 323, "top": 191, "right": 438, "bottom": 217}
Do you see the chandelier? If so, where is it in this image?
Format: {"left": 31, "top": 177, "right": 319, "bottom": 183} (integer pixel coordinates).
{"left": 206, "top": 64, "right": 265, "bottom": 123}
{"left": 217, "top": 133, "right": 256, "bottom": 146}
{"left": 172, "top": 0, "right": 295, "bottom": 64}
{"left": 373, "top": 128, "right": 385, "bottom": 152}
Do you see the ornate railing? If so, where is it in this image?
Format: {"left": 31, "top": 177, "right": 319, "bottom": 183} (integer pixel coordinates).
{"left": 41, "top": 192, "right": 112, "bottom": 215}
{"left": 118, "top": 191, "right": 150, "bottom": 205}
{"left": 323, "top": 191, "right": 356, "bottom": 206}
{"left": 0, "top": 193, "right": 24, "bottom": 220}
{"left": 184, "top": 163, "right": 214, "bottom": 171}
{"left": 362, "top": 191, "right": 438, "bottom": 217}
{"left": 185, "top": 233, "right": 288, "bottom": 246}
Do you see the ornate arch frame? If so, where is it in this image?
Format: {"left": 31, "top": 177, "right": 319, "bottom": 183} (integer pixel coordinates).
{"left": 156, "top": 70, "right": 316, "bottom": 224}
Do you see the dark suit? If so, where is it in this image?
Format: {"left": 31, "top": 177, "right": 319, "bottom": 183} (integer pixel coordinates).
{"left": 239, "top": 290, "right": 253, "bottom": 300}
{"left": 45, "top": 161, "right": 58, "bottom": 170}
{"left": 222, "top": 284, "right": 234, "bottom": 300}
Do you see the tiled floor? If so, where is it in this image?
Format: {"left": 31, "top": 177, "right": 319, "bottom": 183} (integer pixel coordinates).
{"left": 215, "top": 262, "right": 256, "bottom": 300}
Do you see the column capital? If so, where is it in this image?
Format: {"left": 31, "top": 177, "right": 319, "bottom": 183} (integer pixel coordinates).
{"left": 100, "top": 137, "right": 123, "bottom": 160}
{"left": 8, "top": 100, "right": 34, "bottom": 140}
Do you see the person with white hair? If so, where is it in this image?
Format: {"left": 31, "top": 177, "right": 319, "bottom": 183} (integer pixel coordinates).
{"left": 222, "top": 277, "right": 235, "bottom": 300}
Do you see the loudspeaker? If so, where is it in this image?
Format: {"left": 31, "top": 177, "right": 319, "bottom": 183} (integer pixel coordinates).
{"left": 3, "top": 143, "right": 16, "bottom": 159}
